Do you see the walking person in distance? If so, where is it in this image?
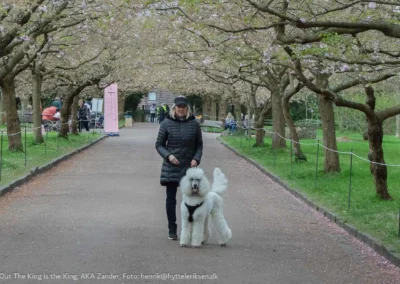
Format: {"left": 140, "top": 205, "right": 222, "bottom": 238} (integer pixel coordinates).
{"left": 78, "top": 99, "right": 90, "bottom": 132}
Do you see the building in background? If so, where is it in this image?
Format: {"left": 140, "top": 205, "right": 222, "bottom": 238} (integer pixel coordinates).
{"left": 138, "top": 89, "right": 177, "bottom": 111}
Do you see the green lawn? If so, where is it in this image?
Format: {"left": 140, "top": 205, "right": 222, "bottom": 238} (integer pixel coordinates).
{"left": 222, "top": 131, "right": 400, "bottom": 252}
{"left": 201, "top": 125, "right": 224, "bottom": 133}
{"left": 0, "top": 131, "right": 102, "bottom": 187}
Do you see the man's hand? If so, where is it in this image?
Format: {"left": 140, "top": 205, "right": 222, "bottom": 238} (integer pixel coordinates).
{"left": 190, "top": 160, "right": 198, "bottom": 167}
{"left": 168, "top": 155, "right": 180, "bottom": 165}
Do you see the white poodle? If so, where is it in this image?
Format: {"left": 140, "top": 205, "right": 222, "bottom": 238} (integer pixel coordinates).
{"left": 179, "top": 167, "right": 232, "bottom": 248}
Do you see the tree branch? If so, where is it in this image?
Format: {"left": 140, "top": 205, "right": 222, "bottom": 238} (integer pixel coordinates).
{"left": 331, "top": 73, "right": 397, "bottom": 93}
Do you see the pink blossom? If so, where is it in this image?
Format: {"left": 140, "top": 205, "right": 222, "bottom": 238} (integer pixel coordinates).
{"left": 38, "top": 6, "right": 48, "bottom": 12}
{"left": 340, "top": 64, "right": 350, "bottom": 72}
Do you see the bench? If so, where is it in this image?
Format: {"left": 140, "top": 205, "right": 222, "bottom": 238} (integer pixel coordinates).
{"left": 18, "top": 113, "right": 33, "bottom": 123}
{"left": 202, "top": 120, "right": 223, "bottom": 128}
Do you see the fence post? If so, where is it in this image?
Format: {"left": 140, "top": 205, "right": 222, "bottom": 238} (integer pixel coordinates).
{"left": 24, "top": 126, "right": 27, "bottom": 168}
{"left": 398, "top": 205, "right": 400, "bottom": 239}
{"left": 262, "top": 129, "right": 265, "bottom": 146}
{"left": 290, "top": 139, "right": 293, "bottom": 175}
{"left": 248, "top": 134, "right": 251, "bottom": 153}
{"left": 314, "top": 140, "right": 320, "bottom": 189}
{"left": 348, "top": 149, "right": 353, "bottom": 211}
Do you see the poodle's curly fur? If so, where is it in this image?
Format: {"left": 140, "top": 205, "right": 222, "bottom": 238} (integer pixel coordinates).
{"left": 179, "top": 167, "right": 232, "bottom": 248}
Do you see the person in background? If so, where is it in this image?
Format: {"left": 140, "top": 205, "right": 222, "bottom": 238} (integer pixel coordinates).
{"left": 150, "top": 104, "right": 156, "bottom": 123}
{"left": 195, "top": 113, "right": 203, "bottom": 123}
{"left": 164, "top": 103, "right": 170, "bottom": 114}
{"left": 159, "top": 103, "right": 168, "bottom": 124}
{"left": 156, "top": 105, "right": 161, "bottom": 123}
{"left": 51, "top": 97, "right": 62, "bottom": 110}
{"left": 42, "top": 106, "right": 60, "bottom": 131}
{"left": 85, "top": 97, "right": 92, "bottom": 110}
{"left": 42, "top": 106, "right": 59, "bottom": 121}
{"left": 78, "top": 99, "right": 90, "bottom": 132}
{"left": 225, "top": 112, "right": 237, "bottom": 135}
{"left": 243, "top": 114, "right": 250, "bottom": 136}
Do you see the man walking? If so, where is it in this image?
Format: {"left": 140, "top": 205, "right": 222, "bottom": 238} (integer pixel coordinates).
{"left": 159, "top": 103, "right": 168, "bottom": 124}
{"left": 150, "top": 104, "right": 156, "bottom": 123}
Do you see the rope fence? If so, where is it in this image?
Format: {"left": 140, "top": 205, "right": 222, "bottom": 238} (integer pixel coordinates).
{"left": 0, "top": 117, "right": 107, "bottom": 184}
{"left": 201, "top": 117, "right": 400, "bottom": 238}
{"left": 200, "top": 116, "right": 400, "bottom": 167}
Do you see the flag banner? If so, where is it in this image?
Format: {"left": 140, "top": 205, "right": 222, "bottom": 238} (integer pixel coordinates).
{"left": 104, "top": 83, "right": 119, "bottom": 136}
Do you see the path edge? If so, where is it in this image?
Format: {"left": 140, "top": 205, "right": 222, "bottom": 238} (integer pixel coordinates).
{"left": 0, "top": 135, "right": 108, "bottom": 197}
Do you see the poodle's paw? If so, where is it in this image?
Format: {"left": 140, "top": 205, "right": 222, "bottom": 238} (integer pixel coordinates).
{"left": 202, "top": 235, "right": 209, "bottom": 244}
{"left": 191, "top": 240, "right": 202, "bottom": 248}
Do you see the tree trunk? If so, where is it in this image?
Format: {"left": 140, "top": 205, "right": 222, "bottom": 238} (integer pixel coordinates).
{"left": 255, "top": 127, "right": 264, "bottom": 145}
{"left": 0, "top": 90, "right": 3, "bottom": 125}
{"left": 219, "top": 98, "right": 227, "bottom": 121}
{"left": 316, "top": 74, "right": 340, "bottom": 172}
{"left": 202, "top": 98, "right": 207, "bottom": 118}
{"left": 211, "top": 99, "right": 217, "bottom": 120}
{"left": 367, "top": 117, "right": 391, "bottom": 199}
{"left": 234, "top": 101, "right": 242, "bottom": 123}
{"left": 71, "top": 96, "right": 79, "bottom": 135}
{"left": 0, "top": 79, "right": 23, "bottom": 151}
{"left": 243, "top": 105, "right": 252, "bottom": 138}
{"left": 248, "top": 90, "right": 256, "bottom": 140}
{"left": 396, "top": 94, "right": 400, "bottom": 138}
{"left": 271, "top": 90, "right": 286, "bottom": 149}
{"left": 59, "top": 90, "right": 75, "bottom": 138}
{"left": 397, "top": 114, "right": 400, "bottom": 138}
{"left": 283, "top": 94, "right": 303, "bottom": 157}
{"left": 32, "top": 71, "right": 44, "bottom": 144}
{"left": 254, "top": 107, "right": 264, "bottom": 146}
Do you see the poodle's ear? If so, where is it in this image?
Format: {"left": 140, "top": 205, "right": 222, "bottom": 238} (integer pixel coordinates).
{"left": 179, "top": 174, "right": 191, "bottom": 195}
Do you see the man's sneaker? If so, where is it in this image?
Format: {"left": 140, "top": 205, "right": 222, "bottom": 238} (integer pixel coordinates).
{"left": 168, "top": 232, "right": 178, "bottom": 240}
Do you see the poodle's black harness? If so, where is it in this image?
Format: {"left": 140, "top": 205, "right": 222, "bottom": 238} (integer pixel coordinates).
{"left": 185, "top": 202, "right": 204, "bottom": 222}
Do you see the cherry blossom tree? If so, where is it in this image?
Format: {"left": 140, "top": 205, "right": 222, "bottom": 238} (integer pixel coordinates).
{"left": 244, "top": 0, "right": 400, "bottom": 199}
{"left": 0, "top": 0, "right": 102, "bottom": 149}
